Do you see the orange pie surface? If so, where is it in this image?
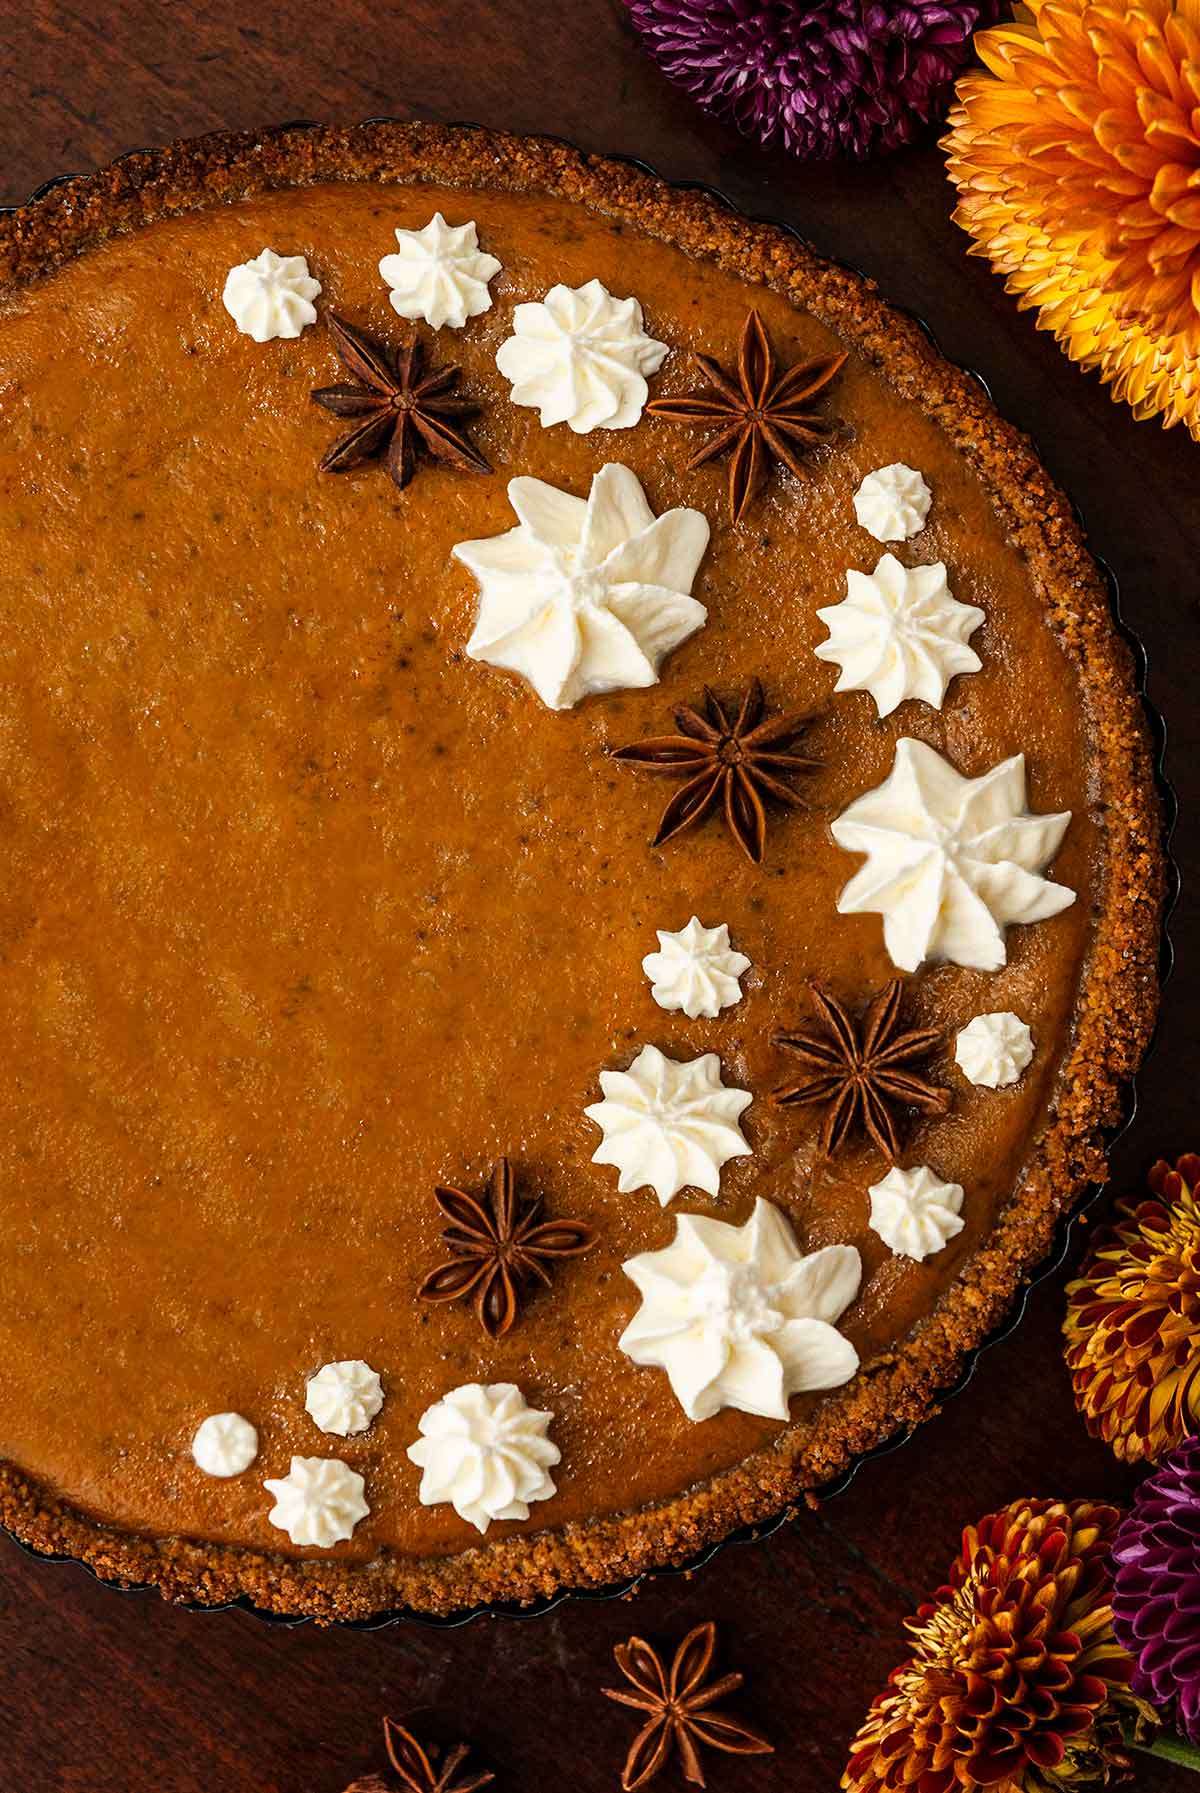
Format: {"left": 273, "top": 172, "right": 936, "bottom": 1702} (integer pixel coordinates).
{"left": 0, "top": 127, "right": 1162, "bottom": 1618}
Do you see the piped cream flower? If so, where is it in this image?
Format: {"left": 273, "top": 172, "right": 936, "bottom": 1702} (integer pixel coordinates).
{"left": 453, "top": 464, "right": 708, "bottom": 711}
{"left": 868, "top": 1165, "right": 965, "bottom": 1262}
{"left": 832, "top": 737, "right": 1075, "bottom": 972}
{"left": 304, "top": 1360, "right": 384, "bottom": 1437}
{"left": 378, "top": 212, "right": 500, "bottom": 330}
{"left": 221, "top": 249, "right": 321, "bottom": 342}
{"left": 815, "top": 554, "right": 983, "bottom": 717}
{"left": 955, "top": 1011, "right": 1034, "bottom": 1088}
{"left": 263, "top": 1456, "right": 369, "bottom": 1547}
{"left": 853, "top": 464, "right": 932, "bottom": 542}
{"left": 496, "top": 279, "right": 668, "bottom": 431}
{"left": 586, "top": 1044, "right": 753, "bottom": 1207}
{"left": 619, "top": 1196, "right": 861, "bottom": 1420}
{"left": 642, "top": 917, "right": 750, "bottom": 1018}
{"left": 191, "top": 1411, "right": 258, "bottom": 1477}
{"left": 406, "top": 1382, "right": 559, "bottom": 1533}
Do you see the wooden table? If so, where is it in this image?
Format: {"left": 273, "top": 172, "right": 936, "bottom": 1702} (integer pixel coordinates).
{"left": 1, "top": 4, "right": 1194, "bottom": 1788}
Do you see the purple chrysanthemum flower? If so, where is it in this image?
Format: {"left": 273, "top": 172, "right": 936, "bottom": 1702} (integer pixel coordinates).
{"left": 624, "top": 0, "right": 1000, "bottom": 160}
{"left": 1112, "top": 1435, "right": 1200, "bottom": 1742}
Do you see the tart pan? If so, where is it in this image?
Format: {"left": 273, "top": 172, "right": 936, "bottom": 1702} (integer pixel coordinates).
{"left": 0, "top": 122, "right": 1177, "bottom": 1629}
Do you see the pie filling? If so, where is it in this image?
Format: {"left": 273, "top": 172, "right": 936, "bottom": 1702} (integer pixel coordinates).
{"left": 0, "top": 136, "right": 1160, "bottom": 1615}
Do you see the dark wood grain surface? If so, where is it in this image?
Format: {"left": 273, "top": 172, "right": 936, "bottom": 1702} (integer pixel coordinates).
{"left": 1, "top": 4, "right": 1195, "bottom": 1789}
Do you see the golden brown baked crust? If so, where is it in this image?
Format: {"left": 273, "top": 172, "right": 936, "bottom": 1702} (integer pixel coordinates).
{"left": 0, "top": 120, "right": 1166, "bottom": 1622}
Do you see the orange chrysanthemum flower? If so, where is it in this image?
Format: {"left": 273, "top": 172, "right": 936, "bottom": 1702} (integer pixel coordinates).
{"left": 1063, "top": 1154, "right": 1200, "bottom": 1463}
{"left": 944, "top": 1, "right": 1200, "bottom": 438}
{"left": 842, "top": 1499, "right": 1151, "bottom": 1793}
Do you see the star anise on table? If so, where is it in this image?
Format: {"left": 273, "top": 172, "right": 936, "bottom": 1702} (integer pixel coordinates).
{"left": 311, "top": 312, "right": 491, "bottom": 491}
{"left": 343, "top": 1718, "right": 493, "bottom": 1793}
{"left": 417, "top": 1158, "right": 596, "bottom": 1339}
{"left": 602, "top": 1622, "right": 773, "bottom": 1791}
{"left": 612, "top": 678, "right": 819, "bottom": 864}
{"left": 772, "top": 980, "right": 949, "bottom": 1161}
{"left": 646, "top": 308, "right": 846, "bottom": 522}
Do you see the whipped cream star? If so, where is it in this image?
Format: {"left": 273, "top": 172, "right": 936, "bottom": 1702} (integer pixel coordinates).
{"left": 378, "top": 212, "right": 501, "bottom": 330}
{"left": 643, "top": 917, "right": 751, "bottom": 1019}
{"left": 955, "top": 1011, "right": 1034, "bottom": 1088}
{"left": 495, "top": 278, "right": 668, "bottom": 432}
{"left": 453, "top": 463, "right": 709, "bottom": 710}
{"left": 853, "top": 463, "right": 932, "bottom": 542}
{"left": 191, "top": 1411, "right": 258, "bottom": 1477}
{"left": 304, "top": 1359, "right": 384, "bottom": 1437}
{"left": 221, "top": 248, "right": 321, "bottom": 342}
{"left": 868, "top": 1164, "right": 965, "bottom": 1262}
{"left": 815, "top": 554, "right": 984, "bottom": 717}
{"left": 832, "top": 738, "right": 1075, "bottom": 972}
{"left": 263, "top": 1456, "right": 369, "bottom": 1547}
{"left": 407, "top": 1382, "right": 559, "bottom": 1534}
{"left": 619, "top": 1197, "right": 861, "bottom": 1420}
{"left": 585, "top": 1044, "right": 752, "bottom": 1207}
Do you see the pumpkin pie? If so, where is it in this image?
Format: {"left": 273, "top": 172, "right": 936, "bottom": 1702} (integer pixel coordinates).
{"left": 0, "top": 123, "right": 1165, "bottom": 1620}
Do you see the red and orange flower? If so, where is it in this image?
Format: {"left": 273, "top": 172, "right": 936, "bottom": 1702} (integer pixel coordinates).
{"left": 842, "top": 1498, "right": 1152, "bottom": 1791}
{"left": 1063, "top": 1154, "right": 1200, "bottom": 1464}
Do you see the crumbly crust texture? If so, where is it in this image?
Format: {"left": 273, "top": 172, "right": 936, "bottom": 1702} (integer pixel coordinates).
{"left": 0, "top": 121, "right": 1166, "bottom": 1622}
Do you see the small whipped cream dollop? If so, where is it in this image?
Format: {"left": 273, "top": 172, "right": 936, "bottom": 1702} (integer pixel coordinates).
{"left": 263, "top": 1456, "right": 369, "bottom": 1547}
{"left": 854, "top": 463, "right": 932, "bottom": 541}
{"left": 619, "top": 1196, "right": 861, "bottom": 1420}
{"left": 868, "top": 1165, "right": 965, "bottom": 1261}
{"left": 221, "top": 249, "right": 321, "bottom": 342}
{"left": 304, "top": 1360, "right": 384, "bottom": 1437}
{"left": 643, "top": 917, "right": 750, "bottom": 1019}
{"left": 955, "top": 1012, "right": 1035, "bottom": 1088}
{"left": 191, "top": 1411, "right": 258, "bottom": 1478}
{"left": 815, "top": 554, "right": 984, "bottom": 717}
{"left": 407, "top": 1382, "right": 559, "bottom": 1534}
{"left": 832, "top": 738, "right": 1075, "bottom": 972}
{"left": 496, "top": 279, "right": 668, "bottom": 432}
{"left": 378, "top": 212, "right": 501, "bottom": 330}
{"left": 585, "top": 1044, "right": 752, "bottom": 1208}
{"left": 453, "top": 464, "right": 709, "bottom": 711}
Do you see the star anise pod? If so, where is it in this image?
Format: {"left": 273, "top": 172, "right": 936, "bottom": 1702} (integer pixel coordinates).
{"left": 602, "top": 1622, "right": 773, "bottom": 1791}
{"left": 646, "top": 309, "right": 846, "bottom": 522}
{"left": 772, "top": 980, "right": 950, "bottom": 1161}
{"left": 417, "top": 1158, "right": 596, "bottom": 1339}
{"left": 343, "top": 1718, "right": 493, "bottom": 1793}
{"left": 311, "top": 312, "right": 491, "bottom": 491}
{"left": 612, "top": 678, "right": 819, "bottom": 864}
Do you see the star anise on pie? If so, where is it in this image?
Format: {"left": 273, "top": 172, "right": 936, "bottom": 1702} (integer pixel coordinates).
{"left": 417, "top": 1158, "right": 596, "bottom": 1339}
{"left": 772, "top": 980, "right": 949, "bottom": 1160}
{"left": 343, "top": 1718, "right": 493, "bottom": 1793}
{"left": 612, "top": 678, "right": 819, "bottom": 864}
{"left": 311, "top": 312, "right": 491, "bottom": 491}
{"left": 646, "top": 308, "right": 846, "bottom": 522}
{"left": 602, "top": 1622, "right": 773, "bottom": 1791}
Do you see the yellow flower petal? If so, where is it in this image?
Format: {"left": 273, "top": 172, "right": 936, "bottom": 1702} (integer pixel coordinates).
{"left": 944, "top": 0, "right": 1200, "bottom": 438}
